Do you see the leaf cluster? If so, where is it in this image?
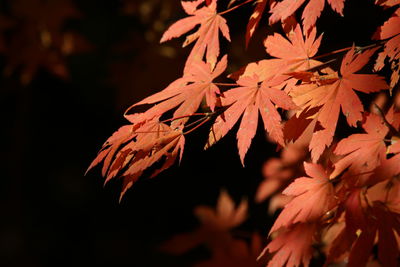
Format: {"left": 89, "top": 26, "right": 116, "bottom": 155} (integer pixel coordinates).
{"left": 89, "top": 0, "right": 400, "bottom": 266}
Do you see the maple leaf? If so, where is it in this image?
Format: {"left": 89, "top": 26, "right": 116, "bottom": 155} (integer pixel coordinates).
{"left": 245, "top": 0, "right": 268, "bottom": 47}
{"left": 373, "top": 8, "right": 400, "bottom": 89}
{"left": 344, "top": 164, "right": 400, "bottom": 266}
{"left": 125, "top": 55, "right": 227, "bottom": 126}
{"left": 345, "top": 202, "right": 400, "bottom": 267}
{"left": 291, "top": 46, "right": 390, "bottom": 160}
{"left": 161, "top": 190, "right": 247, "bottom": 254}
{"left": 282, "top": 106, "right": 337, "bottom": 162}
{"left": 369, "top": 203, "right": 400, "bottom": 267}
{"left": 328, "top": 186, "right": 400, "bottom": 266}
{"left": 87, "top": 119, "right": 185, "bottom": 199}
{"left": 269, "top": 162, "right": 336, "bottom": 233}
{"left": 195, "top": 189, "right": 248, "bottom": 230}
{"left": 267, "top": 194, "right": 293, "bottom": 215}
{"left": 263, "top": 23, "right": 323, "bottom": 78}
{"left": 367, "top": 158, "right": 400, "bottom": 210}
{"left": 283, "top": 107, "right": 319, "bottom": 143}
{"left": 326, "top": 189, "right": 365, "bottom": 263}
{"left": 160, "top": 0, "right": 230, "bottom": 72}
{"left": 256, "top": 142, "right": 307, "bottom": 203}
{"left": 227, "top": 22, "right": 325, "bottom": 103}
{"left": 117, "top": 124, "right": 185, "bottom": 199}
{"left": 194, "top": 234, "right": 263, "bottom": 267}
{"left": 261, "top": 223, "right": 317, "bottom": 267}
{"left": 86, "top": 124, "right": 137, "bottom": 177}
{"left": 329, "top": 113, "right": 389, "bottom": 179}
{"left": 375, "top": 0, "right": 400, "bottom": 7}
{"left": 206, "top": 74, "right": 296, "bottom": 165}
{"left": 269, "top": 0, "right": 346, "bottom": 32}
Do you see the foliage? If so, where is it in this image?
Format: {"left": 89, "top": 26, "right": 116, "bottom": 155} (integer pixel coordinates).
{"left": 89, "top": 0, "right": 400, "bottom": 266}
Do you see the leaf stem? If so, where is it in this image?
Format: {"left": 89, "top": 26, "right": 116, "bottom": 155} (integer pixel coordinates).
{"left": 313, "top": 42, "right": 382, "bottom": 60}
{"left": 161, "top": 113, "right": 212, "bottom": 124}
{"left": 183, "top": 116, "right": 211, "bottom": 135}
{"left": 218, "top": 0, "right": 255, "bottom": 15}
{"left": 133, "top": 130, "right": 172, "bottom": 134}
{"left": 184, "top": 116, "right": 209, "bottom": 129}
{"left": 214, "top": 82, "right": 238, "bottom": 86}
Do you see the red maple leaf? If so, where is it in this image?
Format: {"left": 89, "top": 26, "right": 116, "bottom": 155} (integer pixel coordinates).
{"left": 326, "top": 189, "right": 365, "bottom": 264}
{"left": 328, "top": 185, "right": 400, "bottom": 266}
{"left": 160, "top": 0, "right": 230, "bottom": 72}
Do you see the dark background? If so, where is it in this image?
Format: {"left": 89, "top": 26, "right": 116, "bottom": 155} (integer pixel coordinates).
{"left": 0, "top": 0, "right": 387, "bottom": 266}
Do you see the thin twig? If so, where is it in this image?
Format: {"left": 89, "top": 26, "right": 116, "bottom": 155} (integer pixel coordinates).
{"left": 214, "top": 82, "right": 238, "bottom": 86}
{"left": 183, "top": 117, "right": 211, "bottom": 135}
{"left": 219, "top": 0, "right": 255, "bottom": 15}
{"left": 184, "top": 116, "right": 209, "bottom": 129}
{"left": 313, "top": 43, "right": 382, "bottom": 60}
{"left": 160, "top": 113, "right": 212, "bottom": 123}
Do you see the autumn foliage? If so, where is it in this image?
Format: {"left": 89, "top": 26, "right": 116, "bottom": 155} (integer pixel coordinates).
{"left": 88, "top": 0, "right": 400, "bottom": 266}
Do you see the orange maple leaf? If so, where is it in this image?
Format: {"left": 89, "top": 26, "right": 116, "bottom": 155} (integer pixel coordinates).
{"left": 87, "top": 119, "right": 185, "bottom": 200}
{"left": 117, "top": 123, "right": 185, "bottom": 199}
{"left": 269, "top": 162, "right": 336, "bottom": 233}
{"left": 256, "top": 142, "right": 307, "bottom": 203}
{"left": 125, "top": 55, "right": 227, "bottom": 126}
{"left": 264, "top": 23, "right": 323, "bottom": 74}
{"left": 231, "top": 23, "right": 324, "bottom": 95}
{"left": 245, "top": 0, "right": 268, "bottom": 47}
{"left": 195, "top": 189, "right": 248, "bottom": 230}
{"left": 161, "top": 190, "right": 247, "bottom": 254}
{"left": 261, "top": 223, "right": 317, "bottom": 267}
{"left": 206, "top": 74, "right": 296, "bottom": 165}
{"left": 227, "top": 22, "right": 326, "bottom": 101}
{"left": 329, "top": 113, "right": 389, "bottom": 179}
{"left": 160, "top": 0, "right": 230, "bottom": 72}
{"left": 291, "top": 46, "right": 390, "bottom": 161}
{"left": 367, "top": 161, "right": 400, "bottom": 211}
{"left": 269, "top": 0, "right": 346, "bottom": 32}
{"left": 373, "top": 8, "right": 400, "bottom": 89}
{"left": 86, "top": 124, "right": 137, "bottom": 178}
